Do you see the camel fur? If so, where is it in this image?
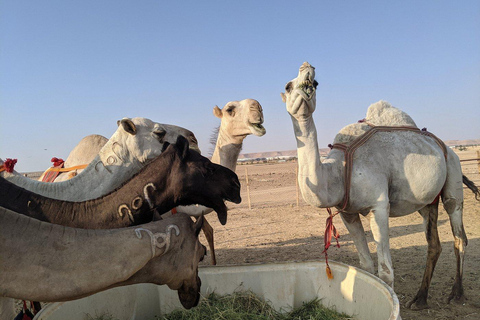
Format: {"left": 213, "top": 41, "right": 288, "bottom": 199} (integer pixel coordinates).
{"left": 1, "top": 117, "right": 199, "bottom": 201}
{"left": 0, "top": 136, "right": 241, "bottom": 229}
{"left": 281, "top": 62, "right": 473, "bottom": 310}
{"left": 0, "top": 207, "right": 206, "bottom": 309}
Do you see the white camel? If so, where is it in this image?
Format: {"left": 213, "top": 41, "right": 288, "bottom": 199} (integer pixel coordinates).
{"left": 1, "top": 117, "right": 199, "bottom": 201}
{"left": 49, "top": 101, "right": 266, "bottom": 264}
{"left": 281, "top": 62, "right": 468, "bottom": 309}
{"left": 39, "top": 134, "right": 108, "bottom": 181}
{"left": 168, "top": 99, "right": 265, "bottom": 264}
{"left": 0, "top": 208, "right": 207, "bottom": 318}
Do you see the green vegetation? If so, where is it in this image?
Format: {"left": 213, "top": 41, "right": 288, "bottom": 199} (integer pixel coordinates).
{"left": 159, "top": 291, "right": 351, "bottom": 320}
{"left": 85, "top": 291, "right": 351, "bottom": 320}
{"left": 85, "top": 313, "right": 118, "bottom": 320}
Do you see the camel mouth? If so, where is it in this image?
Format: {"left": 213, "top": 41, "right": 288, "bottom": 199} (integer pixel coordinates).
{"left": 249, "top": 122, "right": 266, "bottom": 136}
{"left": 297, "top": 80, "right": 316, "bottom": 100}
{"left": 213, "top": 201, "right": 229, "bottom": 225}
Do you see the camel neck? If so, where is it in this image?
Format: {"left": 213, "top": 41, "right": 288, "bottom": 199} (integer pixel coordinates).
{"left": 292, "top": 116, "right": 343, "bottom": 208}
{"left": 211, "top": 128, "right": 243, "bottom": 172}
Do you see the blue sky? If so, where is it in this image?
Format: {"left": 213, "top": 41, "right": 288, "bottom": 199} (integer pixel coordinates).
{"left": 1, "top": 1, "right": 479, "bottom": 172}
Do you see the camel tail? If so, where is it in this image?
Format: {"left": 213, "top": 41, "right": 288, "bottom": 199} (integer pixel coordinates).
{"left": 463, "top": 174, "right": 480, "bottom": 201}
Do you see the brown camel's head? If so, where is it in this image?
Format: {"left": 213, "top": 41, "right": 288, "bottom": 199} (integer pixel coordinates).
{"left": 159, "top": 136, "right": 241, "bottom": 225}
{"left": 281, "top": 62, "right": 318, "bottom": 121}
{"left": 140, "top": 213, "right": 207, "bottom": 309}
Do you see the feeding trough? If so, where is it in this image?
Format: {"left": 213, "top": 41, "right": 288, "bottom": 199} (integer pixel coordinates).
{"left": 34, "top": 260, "right": 400, "bottom": 320}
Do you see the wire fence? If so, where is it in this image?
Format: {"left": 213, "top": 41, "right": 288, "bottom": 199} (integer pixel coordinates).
{"left": 22, "top": 150, "right": 480, "bottom": 210}
{"left": 234, "top": 150, "right": 480, "bottom": 210}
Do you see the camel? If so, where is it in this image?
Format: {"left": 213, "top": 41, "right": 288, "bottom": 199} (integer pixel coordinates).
{"left": 50, "top": 100, "right": 266, "bottom": 264}
{"left": 40, "top": 134, "right": 109, "bottom": 181}
{"left": 165, "top": 99, "right": 266, "bottom": 264}
{"left": 1, "top": 117, "right": 199, "bottom": 201}
{"left": 0, "top": 136, "right": 241, "bottom": 229}
{"left": 0, "top": 207, "right": 207, "bottom": 316}
{"left": 281, "top": 62, "right": 476, "bottom": 309}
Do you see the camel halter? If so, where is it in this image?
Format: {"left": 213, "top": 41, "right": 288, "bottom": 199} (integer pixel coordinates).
{"left": 322, "top": 123, "right": 448, "bottom": 279}
{"left": 38, "top": 157, "right": 88, "bottom": 181}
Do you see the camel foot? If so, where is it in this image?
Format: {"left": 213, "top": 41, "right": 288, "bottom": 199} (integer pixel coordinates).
{"left": 447, "top": 282, "right": 465, "bottom": 304}
{"left": 447, "top": 292, "right": 466, "bottom": 305}
{"left": 406, "top": 297, "right": 429, "bottom": 310}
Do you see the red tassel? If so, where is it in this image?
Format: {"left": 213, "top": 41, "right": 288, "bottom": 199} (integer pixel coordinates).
{"left": 4, "top": 158, "right": 17, "bottom": 173}
{"left": 51, "top": 157, "right": 64, "bottom": 167}
{"left": 323, "top": 208, "right": 340, "bottom": 280}
{"left": 322, "top": 208, "right": 340, "bottom": 254}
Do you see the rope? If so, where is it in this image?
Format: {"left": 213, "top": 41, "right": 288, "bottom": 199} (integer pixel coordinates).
{"left": 41, "top": 164, "right": 88, "bottom": 173}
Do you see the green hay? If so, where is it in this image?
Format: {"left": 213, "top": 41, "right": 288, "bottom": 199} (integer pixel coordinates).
{"left": 160, "top": 291, "right": 351, "bottom": 320}
{"left": 85, "top": 313, "right": 118, "bottom": 320}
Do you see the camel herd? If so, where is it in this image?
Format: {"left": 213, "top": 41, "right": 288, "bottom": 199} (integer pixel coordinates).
{"left": 1, "top": 63, "right": 478, "bottom": 319}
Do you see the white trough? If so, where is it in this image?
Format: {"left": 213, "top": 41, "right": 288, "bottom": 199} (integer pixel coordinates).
{"left": 34, "top": 260, "right": 400, "bottom": 320}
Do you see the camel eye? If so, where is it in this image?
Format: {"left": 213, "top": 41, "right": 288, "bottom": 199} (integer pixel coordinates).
{"left": 153, "top": 129, "right": 167, "bottom": 142}
{"left": 225, "top": 105, "right": 236, "bottom": 116}
{"left": 285, "top": 82, "right": 293, "bottom": 93}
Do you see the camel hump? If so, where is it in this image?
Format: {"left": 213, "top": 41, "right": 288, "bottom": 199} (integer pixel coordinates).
{"left": 64, "top": 134, "right": 108, "bottom": 167}
{"left": 365, "top": 100, "right": 417, "bottom": 127}
{"left": 333, "top": 101, "right": 418, "bottom": 145}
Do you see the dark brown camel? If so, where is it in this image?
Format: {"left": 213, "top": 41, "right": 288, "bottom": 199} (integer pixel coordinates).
{"left": 0, "top": 136, "right": 241, "bottom": 228}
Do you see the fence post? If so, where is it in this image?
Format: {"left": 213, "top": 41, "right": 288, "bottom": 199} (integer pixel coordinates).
{"left": 245, "top": 167, "right": 252, "bottom": 210}
{"left": 477, "top": 150, "right": 480, "bottom": 174}
{"left": 296, "top": 166, "right": 299, "bottom": 207}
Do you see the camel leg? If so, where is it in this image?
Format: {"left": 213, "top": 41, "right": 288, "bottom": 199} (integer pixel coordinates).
{"left": 406, "top": 203, "right": 441, "bottom": 310}
{"left": 200, "top": 217, "right": 217, "bottom": 265}
{"left": 340, "top": 212, "right": 374, "bottom": 274}
{"left": 442, "top": 152, "right": 468, "bottom": 303}
{"left": 444, "top": 198, "right": 467, "bottom": 303}
{"left": 369, "top": 203, "right": 394, "bottom": 288}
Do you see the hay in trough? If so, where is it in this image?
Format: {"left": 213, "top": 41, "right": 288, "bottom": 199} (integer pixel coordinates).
{"left": 160, "top": 291, "right": 351, "bottom": 320}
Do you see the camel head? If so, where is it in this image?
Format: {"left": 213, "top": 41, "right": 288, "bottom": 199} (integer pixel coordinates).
{"left": 213, "top": 99, "right": 266, "bottom": 144}
{"left": 105, "top": 117, "right": 200, "bottom": 166}
{"left": 161, "top": 136, "right": 241, "bottom": 225}
{"left": 144, "top": 213, "right": 207, "bottom": 309}
{"left": 281, "top": 62, "right": 318, "bottom": 121}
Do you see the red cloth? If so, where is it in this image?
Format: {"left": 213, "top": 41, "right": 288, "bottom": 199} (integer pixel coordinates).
{"left": 41, "top": 158, "right": 65, "bottom": 182}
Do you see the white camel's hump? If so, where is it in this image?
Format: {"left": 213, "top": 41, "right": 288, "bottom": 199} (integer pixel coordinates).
{"left": 333, "top": 100, "right": 418, "bottom": 145}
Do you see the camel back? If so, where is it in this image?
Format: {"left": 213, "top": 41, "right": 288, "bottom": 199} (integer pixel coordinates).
{"left": 332, "top": 126, "right": 448, "bottom": 211}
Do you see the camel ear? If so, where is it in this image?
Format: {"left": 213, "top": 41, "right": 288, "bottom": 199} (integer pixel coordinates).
{"left": 194, "top": 215, "right": 204, "bottom": 237}
{"left": 280, "top": 92, "right": 287, "bottom": 103}
{"left": 213, "top": 106, "right": 223, "bottom": 119}
{"left": 118, "top": 119, "right": 137, "bottom": 135}
{"left": 175, "top": 136, "right": 190, "bottom": 160}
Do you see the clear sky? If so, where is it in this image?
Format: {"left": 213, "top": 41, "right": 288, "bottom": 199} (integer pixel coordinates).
{"left": 1, "top": 1, "right": 479, "bottom": 172}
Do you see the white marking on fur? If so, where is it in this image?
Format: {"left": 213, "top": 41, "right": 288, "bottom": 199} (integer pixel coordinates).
{"left": 135, "top": 225, "right": 180, "bottom": 258}
{"left": 118, "top": 204, "right": 134, "bottom": 222}
{"left": 143, "top": 183, "right": 156, "bottom": 208}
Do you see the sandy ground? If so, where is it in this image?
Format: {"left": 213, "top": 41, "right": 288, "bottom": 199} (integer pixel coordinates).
{"left": 199, "top": 147, "right": 480, "bottom": 320}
